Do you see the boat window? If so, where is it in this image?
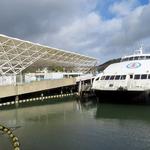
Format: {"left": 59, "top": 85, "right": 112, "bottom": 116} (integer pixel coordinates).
{"left": 134, "top": 56, "right": 139, "bottom": 60}
{"left": 134, "top": 74, "right": 140, "bottom": 79}
{"left": 129, "top": 57, "right": 134, "bottom": 61}
{"left": 139, "top": 56, "right": 145, "bottom": 60}
{"left": 126, "top": 58, "right": 129, "bottom": 61}
{"left": 105, "top": 76, "right": 110, "bottom": 80}
{"left": 95, "top": 77, "right": 99, "bottom": 81}
{"left": 141, "top": 74, "right": 147, "bottom": 79}
{"left": 148, "top": 74, "right": 150, "bottom": 79}
{"left": 120, "top": 75, "right": 126, "bottom": 80}
{"left": 101, "top": 76, "right": 105, "bottom": 80}
{"left": 130, "top": 75, "right": 133, "bottom": 79}
{"left": 115, "top": 75, "right": 120, "bottom": 80}
{"left": 123, "top": 58, "right": 128, "bottom": 62}
{"left": 110, "top": 75, "right": 115, "bottom": 80}
{"left": 146, "top": 56, "right": 150, "bottom": 59}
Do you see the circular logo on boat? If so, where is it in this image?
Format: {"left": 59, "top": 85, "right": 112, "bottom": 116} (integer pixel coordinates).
{"left": 127, "top": 62, "right": 141, "bottom": 69}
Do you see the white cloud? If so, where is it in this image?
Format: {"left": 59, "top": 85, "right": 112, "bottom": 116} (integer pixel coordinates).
{"left": 110, "top": 4, "right": 149, "bottom": 46}
{"left": 1, "top": 0, "right": 150, "bottom": 63}
{"left": 41, "top": 2, "right": 150, "bottom": 62}
{"left": 109, "top": 0, "right": 140, "bottom": 17}
{"left": 40, "top": 12, "right": 101, "bottom": 52}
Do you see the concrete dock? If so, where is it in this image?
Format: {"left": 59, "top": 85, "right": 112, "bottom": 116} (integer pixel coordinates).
{"left": 0, "top": 78, "right": 76, "bottom": 99}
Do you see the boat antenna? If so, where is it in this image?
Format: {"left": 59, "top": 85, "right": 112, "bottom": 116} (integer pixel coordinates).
{"left": 134, "top": 44, "right": 143, "bottom": 55}
{"left": 139, "top": 44, "right": 143, "bottom": 52}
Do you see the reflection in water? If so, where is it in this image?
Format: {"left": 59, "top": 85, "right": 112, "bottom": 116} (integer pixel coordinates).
{"left": 1, "top": 99, "right": 150, "bottom": 150}
{"left": 95, "top": 104, "right": 150, "bottom": 122}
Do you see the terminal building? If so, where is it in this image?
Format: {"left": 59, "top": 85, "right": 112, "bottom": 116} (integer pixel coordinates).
{"left": 0, "top": 34, "right": 97, "bottom": 86}
{"left": 0, "top": 34, "right": 97, "bottom": 101}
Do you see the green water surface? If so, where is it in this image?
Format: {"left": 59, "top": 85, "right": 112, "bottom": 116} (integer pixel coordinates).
{"left": 1, "top": 98, "right": 150, "bottom": 150}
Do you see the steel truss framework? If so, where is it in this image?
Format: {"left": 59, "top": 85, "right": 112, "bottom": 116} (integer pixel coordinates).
{"left": 0, "top": 34, "right": 97, "bottom": 75}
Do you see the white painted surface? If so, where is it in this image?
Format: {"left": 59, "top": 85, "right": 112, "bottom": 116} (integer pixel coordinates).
{"left": 92, "top": 49, "right": 150, "bottom": 92}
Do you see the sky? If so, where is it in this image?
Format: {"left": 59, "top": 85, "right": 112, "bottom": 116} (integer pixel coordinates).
{"left": 0, "top": 0, "right": 150, "bottom": 63}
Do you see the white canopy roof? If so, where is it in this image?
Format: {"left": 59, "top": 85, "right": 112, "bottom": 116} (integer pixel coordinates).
{"left": 0, "top": 34, "right": 97, "bottom": 75}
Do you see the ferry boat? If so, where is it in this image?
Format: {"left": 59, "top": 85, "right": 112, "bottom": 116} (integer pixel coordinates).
{"left": 92, "top": 47, "right": 150, "bottom": 102}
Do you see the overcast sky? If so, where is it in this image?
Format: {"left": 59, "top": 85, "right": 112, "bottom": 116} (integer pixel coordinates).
{"left": 0, "top": 0, "right": 150, "bottom": 63}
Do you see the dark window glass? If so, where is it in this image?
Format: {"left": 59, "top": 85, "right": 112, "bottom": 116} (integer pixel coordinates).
{"left": 110, "top": 76, "right": 115, "bottom": 80}
{"left": 141, "top": 74, "right": 147, "bottom": 79}
{"left": 120, "top": 75, "right": 126, "bottom": 80}
{"left": 134, "top": 74, "right": 140, "bottom": 79}
{"left": 139, "top": 56, "right": 145, "bottom": 60}
{"left": 123, "top": 58, "right": 128, "bottom": 61}
{"left": 115, "top": 75, "right": 120, "bottom": 80}
{"left": 148, "top": 74, "right": 150, "bottom": 79}
{"left": 105, "top": 76, "right": 110, "bottom": 80}
{"left": 95, "top": 77, "right": 99, "bottom": 81}
{"left": 130, "top": 75, "right": 133, "bottom": 79}
{"left": 129, "top": 57, "right": 134, "bottom": 61}
{"left": 134, "top": 56, "right": 138, "bottom": 60}
{"left": 101, "top": 76, "right": 105, "bottom": 80}
{"left": 146, "top": 56, "right": 150, "bottom": 59}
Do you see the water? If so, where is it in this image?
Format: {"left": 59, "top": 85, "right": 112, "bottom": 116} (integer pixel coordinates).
{"left": 1, "top": 98, "right": 150, "bottom": 150}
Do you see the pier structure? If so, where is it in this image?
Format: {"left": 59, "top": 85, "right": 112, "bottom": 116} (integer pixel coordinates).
{"left": 0, "top": 34, "right": 97, "bottom": 102}
{"left": 77, "top": 74, "right": 96, "bottom": 98}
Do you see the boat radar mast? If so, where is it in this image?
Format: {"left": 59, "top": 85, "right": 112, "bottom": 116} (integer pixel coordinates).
{"left": 134, "top": 45, "right": 143, "bottom": 55}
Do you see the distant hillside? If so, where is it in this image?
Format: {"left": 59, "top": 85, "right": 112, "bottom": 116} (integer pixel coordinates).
{"left": 97, "top": 58, "right": 121, "bottom": 72}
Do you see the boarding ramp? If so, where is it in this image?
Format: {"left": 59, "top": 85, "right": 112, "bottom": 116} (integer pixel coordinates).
{"left": 76, "top": 74, "right": 96, "bottom": 97}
